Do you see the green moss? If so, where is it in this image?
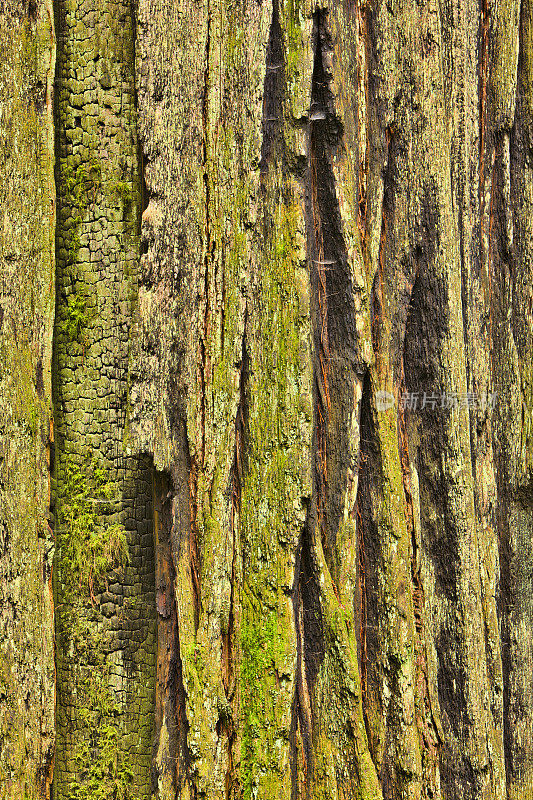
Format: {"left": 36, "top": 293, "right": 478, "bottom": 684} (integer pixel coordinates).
{"left": 58, "top": 608, "right": 138, "bottom": 800}
{"left": 57, "top": 456, "right": 129, "bottom": 599}
{"left": 240, "top": 608, "right": 291, "bottom": 800}
{"left": 112, "top": 179, "right": 133, "bottom": 207}
{"left": 63, "top": 161, "right": 102, "bottom": 207}
{"left": 60, "top": 293, "right": 90, "bottom": 343}
{"left": 55, "top": 456, "right": 135, "bottom": 799}
{"left": 236, "top": 193, "right": 307, "bottom": 798}
{"left": 52, "top": 6, "right": 151, "bottom": 798}
{"left": 64, "top": 648, "right": 135, "bottom": 799}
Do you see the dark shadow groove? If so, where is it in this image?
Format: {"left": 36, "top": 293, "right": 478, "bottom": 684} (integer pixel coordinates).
{"left": 221, "top": 310, "right": 249, "bottom": 800}
{"left": 289, "top": 10, "right": 360, "bottom": 794}
{"left": 292, "top": 510, "right": 325, "bottom": 766}
{"left": 403, "top": 241, "right": 478, "bottom": 798}
{"left": 354, "top": 368, "right": 382, "bottom": 758}
{"left": 307, "top": 9, "right": 357, "bottom": 583}
{"left": 260, "top": 0, "right": 286, "bottom": 172}
{"left": 152, "top": 469, "right": 181, "bottom": 793}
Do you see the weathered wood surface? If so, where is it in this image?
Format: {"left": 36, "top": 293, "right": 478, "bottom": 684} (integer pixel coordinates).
{"left": 0, "top": 0, "right": 55, "bottom": 796}
{"left": 0, "top": 0, "right": 532, "bottom": 798}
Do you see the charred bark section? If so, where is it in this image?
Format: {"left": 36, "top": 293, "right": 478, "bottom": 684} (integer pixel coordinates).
{"left": 52, "top": 0, "right": 156, "bottom": 792}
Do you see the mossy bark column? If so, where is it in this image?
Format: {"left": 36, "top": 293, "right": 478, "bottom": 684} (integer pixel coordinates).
{"left": 52, "top": 0, "right": 156, "bottom": 796}
{"left": 0, "top": 1, "right": 56, "bottom": 796}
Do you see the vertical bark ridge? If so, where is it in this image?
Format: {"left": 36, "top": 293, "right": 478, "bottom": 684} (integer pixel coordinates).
{"left": 200, "top": 0, "right": 212, "bottom": 471}
{"left": 353, "top": 32, "right": 425, "bottom": 789}
{"left": 398, "top": 352, "right": 442, "bottom": 800}
{"left": 153, "top": 468, "right": 194, "bottom": 797}
{"left": 0, "top": 0, "right": 56, "bottom": 795}
{"left": 133, "top": 0, "right": 278, "bottom": 795}
{"left": 236, "top": 5, "right": 312, "bottom": 796}
{"left": 355, "top": 369, "right": 382, "bottom": 765}
{"left": 222, "top": 311, "right": 249, "bottom": 799}
{"left": 495, "top": 0, "right": 533, "bottom": 792}
{"left": 451, "top": 0, "right": 507, "bottom": 795}
{"left": 291, "top": 10, "right": 381, "bottom": 799}
{"left": 188, "top": 452, "right": 202, "bottom": 635}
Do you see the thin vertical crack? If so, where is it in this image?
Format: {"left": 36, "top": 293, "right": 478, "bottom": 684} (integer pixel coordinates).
{"left": 200, "top": 0, "right": 212, "bottom": 468}
{"left": 221, "top": 309, "right": 249, "bottom": 800}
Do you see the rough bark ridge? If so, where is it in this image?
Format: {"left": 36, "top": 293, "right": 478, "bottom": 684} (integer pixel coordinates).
{"left": 0, "top": 0, "right": 56, "bottom": 796}
{"left": 1, "top": 0, "right": 533, "bottom": 798}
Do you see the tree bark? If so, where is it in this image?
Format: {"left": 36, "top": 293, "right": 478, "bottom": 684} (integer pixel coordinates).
{"left": 0, "top": 1, "right": 55, "bottom": 796}
{"left": 1, "top": 0, "right": 533, "bottom": 798}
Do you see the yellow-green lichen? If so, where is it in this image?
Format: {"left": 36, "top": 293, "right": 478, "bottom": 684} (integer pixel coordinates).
{"left": 238, "top": 193, "right": 309, "bottom": 798}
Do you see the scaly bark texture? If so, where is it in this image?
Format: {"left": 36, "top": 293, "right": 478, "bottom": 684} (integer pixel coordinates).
{"left": 0, "top": 0, "right": 56, "bottom": 796}
{"left": 1, "top": 0, "right": 533, "bottom": 798}
{"left": 52, "top": 0, "right": 155, "bottom": 795}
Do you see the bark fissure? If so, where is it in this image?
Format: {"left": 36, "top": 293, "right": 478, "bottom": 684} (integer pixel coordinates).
{"left": 354, "top": 368, "right": 382, "bottom": 760}
{"left": 153, "top": 469, "right": 183, "bottom": 794}
{"left": 399, "top": 333, "right": 443, "bottom": 795}
{"left": 188, "top": 447, "right": 202, "bottom": 634}
{"left": 291, "top": 10, "right": 375, "bottom": 796}
{"left": 222, "top": 310, "right": 249, "bottom": 800}
{"left": 260, "top": 0, "right": 286, "bottom": 171}
{"left": 308, "top": 9, "right": 357, "bottom": 582}
{"left": 200, "top": 0, "right": 212, "bottom": 470}
{"left": 291, "top": 514, "right": 324, "bottom": 783}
